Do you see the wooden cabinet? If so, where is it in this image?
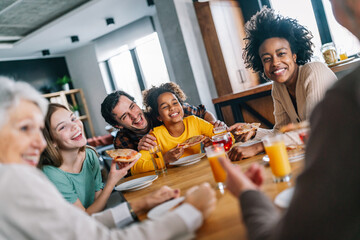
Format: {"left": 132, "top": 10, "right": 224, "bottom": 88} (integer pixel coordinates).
{"left": 194, "top": 0, "right": 260, "bottom": 96}
{"left": 42, "top": 89, "right": 95, "bottom": 138}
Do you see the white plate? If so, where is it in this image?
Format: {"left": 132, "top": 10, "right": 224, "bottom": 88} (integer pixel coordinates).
{"left": 262, "top": 153, "right": 304, "bottom": 163}
{"left": 115, "top": 175, "right": 158, "bottom": 192}
{"left": 274, "top": 187, "right": 295, "bottom": 208}
{"left": 147, "top": 196, "right": 186, "bottom": 220}
{"left": 126, "top": 181, "right": 153, "bottom": 192}
{"left": 169, "top": 153, "right": 205, "bottom": 166}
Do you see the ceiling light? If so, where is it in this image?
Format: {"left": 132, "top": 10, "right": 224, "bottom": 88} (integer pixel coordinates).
{"left": 42, "top": 49, "right": 50, "bottom": 56}
{"left": 106, "top": 18, "right": 115, "bottom": 26}
{"left": 71, "top": 35, "right": 79, "bottom": 43}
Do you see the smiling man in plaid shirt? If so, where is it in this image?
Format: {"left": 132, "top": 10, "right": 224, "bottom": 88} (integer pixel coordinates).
{"left": 101, "top": 90, "right": 224, "bottom": 151}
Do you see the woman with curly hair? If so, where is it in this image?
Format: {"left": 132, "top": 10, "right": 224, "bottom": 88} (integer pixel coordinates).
{"left": 228, "top": 7, "right": 337, "bottom": 161}
{"left": 131, "top": 82, "right": 234, "bottom": 174}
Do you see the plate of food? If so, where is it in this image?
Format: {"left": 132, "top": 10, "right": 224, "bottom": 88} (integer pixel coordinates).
{"left": 178, "top": 135, "right": 206, "bottom": 149}
{"left": 115, "top": 175, "right": 158, "bottom": 192}
{"left": 147, "top": 196, "right": 186, "bottom": 220}
{"left": 169, "top": 153, "right": 205, "bottom": 166}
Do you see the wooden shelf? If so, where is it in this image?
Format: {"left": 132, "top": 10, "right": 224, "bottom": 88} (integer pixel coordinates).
{"left": 43, "top": 89, "right": 95, "bottom": 138}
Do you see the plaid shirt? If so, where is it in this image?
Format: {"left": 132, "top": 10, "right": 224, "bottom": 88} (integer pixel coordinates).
{"left": 113, "top": 103, "right": 207, "bottom": 150}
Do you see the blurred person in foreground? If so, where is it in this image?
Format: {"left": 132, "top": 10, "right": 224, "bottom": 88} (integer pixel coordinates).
{"left": 228, "top": 7, "right": 337, "bottom": 161}
{"left": 220, "top": 0, "right": 360, "bottom": 239}
{"left": 0, "top": 77, "right": 217, "bottom": 240}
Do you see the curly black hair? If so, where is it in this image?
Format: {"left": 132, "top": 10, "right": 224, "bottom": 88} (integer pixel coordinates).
{"left": 143, "top": 82, "right": 187, "bottom": 121}
{"left": 243, "top": 7, "right": 314, "bottom": 75}
{"left": 101, "top": 90, "right": 135, "bottom": 127}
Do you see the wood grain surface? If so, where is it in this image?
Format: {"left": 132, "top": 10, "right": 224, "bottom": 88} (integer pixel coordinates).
{"left": 118, "top": 150, "right": 304, "bottom": 240}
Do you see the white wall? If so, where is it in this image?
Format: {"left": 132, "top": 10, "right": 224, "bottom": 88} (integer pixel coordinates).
{"left": 95, "top": 17, "right": 155, "bottom": 62}
{"left": 173, "top": 0, "right": 217, "bottom": 115}
{"left": 65, "top": 43, "right": 108, "bottom": 136}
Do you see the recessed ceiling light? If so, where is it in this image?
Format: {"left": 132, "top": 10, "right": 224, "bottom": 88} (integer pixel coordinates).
{"left": 42, "top": 49, "right": 50, "bottom": 56}
{"left": 71, "top": 35, "right": 79, "bottom": 43}
{"left": 106, "top": 18, "right": 115, "bottom": 26}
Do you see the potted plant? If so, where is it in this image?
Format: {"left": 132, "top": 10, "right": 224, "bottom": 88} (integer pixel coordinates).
{"left": 70, "top": 104, "right": 80, "bottom": 117}
{"left": 56, "top": 75, "right": 71, "bottom": 91}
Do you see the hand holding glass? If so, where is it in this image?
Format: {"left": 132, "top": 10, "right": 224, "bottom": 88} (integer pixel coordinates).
{"left": 149, "top": 145, "right": 167, "bottom": 175}
{"left": 263, "top": 134, "right": 291, "bottom": 183}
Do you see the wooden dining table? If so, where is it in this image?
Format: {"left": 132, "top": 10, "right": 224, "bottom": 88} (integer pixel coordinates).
{"left": 118, "top": 150, "right": 304, "bottom": 240}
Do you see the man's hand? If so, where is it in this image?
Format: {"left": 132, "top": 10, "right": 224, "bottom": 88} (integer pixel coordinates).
{"left": 163, "top": 147, "right": 184, "bottom": 163}
{"left": 210, "top": 120, "right": 228, "bottom": 129}
{"left": 143, "top": 186, "right": 181, "bottom": 211}
{"left": 228, "top": 142, "right": 264, "bottom": 161}
{"left": 219, "top": 156, "right": 263, "bottom": 198}
{"left": 138, "top": 133, "right": 157, "bottom": 151}
{"left": 130, "top": 186, "right": 180, "bottom": 214}
{"left": 184, "top": 182, "right": 217, "bottom": 219}
{"left": 229, "top": 123, "right": 257, "bottom": 142}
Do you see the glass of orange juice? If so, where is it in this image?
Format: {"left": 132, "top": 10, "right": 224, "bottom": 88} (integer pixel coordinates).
{"left": 205, "top": 143, "right": 227, "bottom": 190}
{"left": 263, "top": 134, "right": 291, "bottom": 183}
{"left": 149, "top": 145, "right": 167, "bottom": 175}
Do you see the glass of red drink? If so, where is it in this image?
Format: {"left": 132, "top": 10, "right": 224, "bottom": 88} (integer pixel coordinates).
{"left": 212, "top": 132, "right": 233, "bottom": 151}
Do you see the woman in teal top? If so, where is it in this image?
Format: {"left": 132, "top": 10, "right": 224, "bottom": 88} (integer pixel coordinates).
{"left": 39, "top": 103, "right": 136, "bottom": 214}
{"left": 42, "top": 147, "right": 103, "bottom": 208}
{"left": 39, "top": 103, "right": 183, "bottom": 218}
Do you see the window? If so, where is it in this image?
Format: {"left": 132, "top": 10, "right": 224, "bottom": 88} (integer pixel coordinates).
{"left": 322, "top": 0, "right": 360, "bottom": 56}
{"left": 135, "top": 33, "right": 170, "bottom": 89}
{"left": 270, "top": 0, "right": 323, "bottom": 60}
{"left": 100, "top": 33, "right": 170, "bottom": 107}
{"left": 270, "top": 0, "right": 360, "bottom": 60}
{"left": 108, "top": 50, "right": 143, "bottom": 106}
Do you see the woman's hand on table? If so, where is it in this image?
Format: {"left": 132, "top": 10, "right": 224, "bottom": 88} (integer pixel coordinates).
{"left": 131, "top": 186, "right": 180, "bottom": 214}
{"left": 228, "top": 142, "right": 264, "bottom": 161}
{"left": 229, "top": 123, "right": 257, "bottom": 142}
{"left": 138, "top": 132, "right": 157, "bottom": 151}
{"left": 184, "top": 182, "right": 216, "bottom": 219}
{"left": 164, "top": 147, "right": 184, "bottom": 163}
{"left": 219, "top": 157, "right": 263, "bottom": 197}
{"left": 107, "top": 159, "right": 139, "bottom": 186}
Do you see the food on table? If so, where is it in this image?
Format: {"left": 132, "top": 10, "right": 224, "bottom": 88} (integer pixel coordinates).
{"left": 279, "top": 121, "right": 309, "bottom": 133}
{"left": 106, "top": 149, "right": 141, "bottom": 162}
{"left": 178, "top": 135, "right": 206, "bottom": 149}
{"left": 234, "top": 123, "right": 261, "bottom": 135}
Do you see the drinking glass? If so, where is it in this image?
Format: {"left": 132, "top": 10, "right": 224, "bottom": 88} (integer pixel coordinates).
{"left": 149, "top": 145, "right": 167, "bottom": 175}
{"left": 212, "top": 132, "right": 233, "bottom": 151}
{"left": 263, "top": 134, "right": 291, "bottom": 183}
{"left": 205, "top": 143, "right": 227, "bottom": 190}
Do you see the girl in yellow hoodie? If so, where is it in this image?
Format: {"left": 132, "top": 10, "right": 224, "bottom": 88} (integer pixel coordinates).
{"left": 131, "top": 83, "right": 233, "bottom": 174}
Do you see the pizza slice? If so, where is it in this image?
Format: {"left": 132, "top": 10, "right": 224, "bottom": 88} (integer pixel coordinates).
{"left": 178, "top": 135, "right": 207, "bottom": 149}
{"left": 280, "top": 121, "right": 309, "bottom": 133}
{"left": 234, "top": 123, "right": 261, "bottom": 135}
{"left": 106, "top": 149, "right": 141, "bottom": 162}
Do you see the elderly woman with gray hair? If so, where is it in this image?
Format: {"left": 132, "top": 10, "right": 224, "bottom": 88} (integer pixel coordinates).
{"left": 0, "top": 77, "right": 216, "bottom": 240}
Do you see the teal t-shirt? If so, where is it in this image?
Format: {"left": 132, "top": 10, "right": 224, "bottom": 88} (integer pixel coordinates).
{"left": 42, "top": 148, "right": 104, "bottom": 208}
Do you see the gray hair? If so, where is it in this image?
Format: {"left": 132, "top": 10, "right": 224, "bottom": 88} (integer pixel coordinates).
{"left": 0, "top": 76, "right": 49, "bottom": 128}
